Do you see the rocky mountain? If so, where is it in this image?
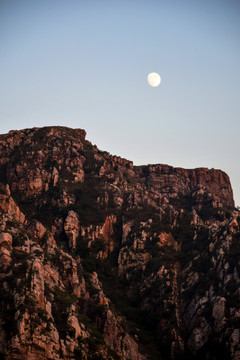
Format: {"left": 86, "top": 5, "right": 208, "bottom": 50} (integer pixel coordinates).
{"left": 0, "top": 126, "right": 239, "bottom": 360}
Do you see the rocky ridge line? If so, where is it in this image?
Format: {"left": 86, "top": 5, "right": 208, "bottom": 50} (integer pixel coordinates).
{"left": 0, "top": 126, "right": 239, "bottom": 360}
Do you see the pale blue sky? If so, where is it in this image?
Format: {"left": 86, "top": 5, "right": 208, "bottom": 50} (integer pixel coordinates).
{"left": 0, "top": 0, "right": 240, "bottom": 205}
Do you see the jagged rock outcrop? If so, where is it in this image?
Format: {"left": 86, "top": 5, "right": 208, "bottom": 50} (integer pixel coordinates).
{"left": 142, "top": 164, "right": 234, "bottom": 208}
{"left": 0, "top": 126, "right": 239, "bottom": 360}
{"left": 64, "top": 211, "right": 80, "bottom": 250}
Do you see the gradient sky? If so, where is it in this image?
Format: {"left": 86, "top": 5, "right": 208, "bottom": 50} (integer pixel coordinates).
{"left": 1, "top": 0, "right": 240, "bottom": 205}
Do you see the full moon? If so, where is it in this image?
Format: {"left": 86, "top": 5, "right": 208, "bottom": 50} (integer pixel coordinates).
{"left": 147, "top": 72, "right": 161, "bottom": 87}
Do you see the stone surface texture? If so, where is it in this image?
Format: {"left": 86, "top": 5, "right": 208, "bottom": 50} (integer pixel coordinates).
{"left": 0, "top": 126, "right": 239, "bottom": 360}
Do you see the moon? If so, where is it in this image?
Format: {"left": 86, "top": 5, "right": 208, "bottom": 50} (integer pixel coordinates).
{"left": 147, "top": 72, "right": 161, "bottom": 87}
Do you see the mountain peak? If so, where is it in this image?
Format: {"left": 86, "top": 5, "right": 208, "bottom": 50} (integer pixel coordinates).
{"left": 0, "top": 126, "right": 239, "bottom": 360}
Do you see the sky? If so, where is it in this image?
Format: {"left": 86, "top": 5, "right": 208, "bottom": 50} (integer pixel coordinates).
{"left": 0, "top": 0, "right": 240, "bottom": 205}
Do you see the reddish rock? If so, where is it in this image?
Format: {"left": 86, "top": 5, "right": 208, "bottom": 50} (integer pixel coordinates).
{"left": 0, "top": 126, "right": 238, "bottom": 360}
{"left": 102, "top": 215, "right": 116, "bottom": 257}
{"left": 64, "top": 210, "right": 80, "bottom": 250}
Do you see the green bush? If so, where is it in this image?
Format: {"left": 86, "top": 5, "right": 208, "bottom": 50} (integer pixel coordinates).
{"left": 75, "top": 237, "right": 90, "bottom": 258}
{"left": 52, "top": 286, "right": 77, "bottom": 338}
{"left": 87, "top": 304, "right": 107, "bottom": 321}
{"left": 92, "top": 238, "right": 106, "bottom": 253}
{"left": 82, "top": 256, "right": 101, "bottom": 273}
{"left": 53, "top": 286, "right": 77, "bottom": 307}
{"left": 107, "top": 348, "right": 121, "bottom": 360}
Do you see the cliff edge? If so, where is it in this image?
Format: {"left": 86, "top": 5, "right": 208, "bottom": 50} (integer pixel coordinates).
{"left": 0, "top": 126, "right": 239, "bottom": 360}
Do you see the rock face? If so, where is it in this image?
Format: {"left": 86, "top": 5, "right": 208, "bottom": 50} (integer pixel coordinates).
{"left": 0, "top": 126, "right": 239, "bottom": 360}
{"left": 142, "top": 164, "right": 234, "bottom": 208}
{"left": 64, "top": 211, "right": 80, "bottom": 250}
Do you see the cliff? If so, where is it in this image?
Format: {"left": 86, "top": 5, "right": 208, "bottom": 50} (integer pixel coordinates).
{"left": 0, "top": 126, "right": 239, "bottom": 360}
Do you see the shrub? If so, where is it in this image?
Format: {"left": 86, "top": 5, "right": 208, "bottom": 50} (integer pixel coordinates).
{"left": 82, "top": 256, "right": 101, "bottom": 273}
{"left": 87, "top": 304, "right": 107, "bottom": 321}
{"left": 51, "top": 286, "right": 77, "bottom": 338}
{"left": 92, "top": 238, "right": 106, "bottom": 253}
